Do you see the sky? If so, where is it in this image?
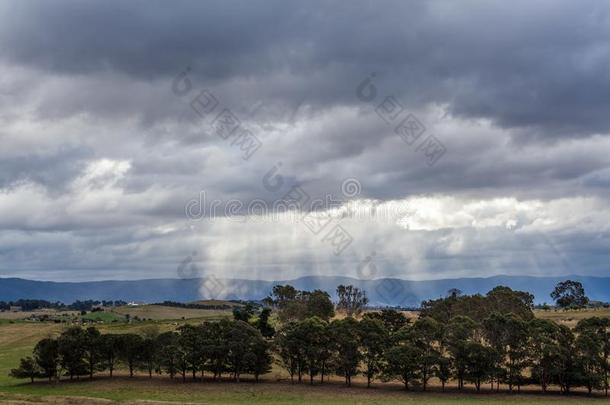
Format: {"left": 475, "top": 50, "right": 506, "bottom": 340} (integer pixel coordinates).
{"left": 0, "top": 0, "right": 609, "bottom": 283}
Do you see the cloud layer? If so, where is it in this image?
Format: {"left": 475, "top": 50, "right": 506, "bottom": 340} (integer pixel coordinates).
{"left": 0, "top": 0, "right": 609, "bottom": 282}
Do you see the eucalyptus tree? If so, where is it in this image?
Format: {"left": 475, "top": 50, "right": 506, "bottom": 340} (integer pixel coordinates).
{"left": 29, "top": 338, "right": 58, "bottom": 382}
{"left": 117, "top": 333, "right": 143, "bottom": 377}
{"left": 358, "top": 317, "right": 389, "bottom": 387}
{"left": 330, "top": 317, "right": 361, "bottom": 386}
{"left": 446, "top": 316, "right": 478, "bottom": 390}
{"left": 529, "top": 318, "right": 561, "bottom": 393}
{"left": 575, "top": 316, "right": 610, "bottom": 396}
{"left": 409, "top": 317, "right": 441, "bottom": 391}
{"left": 57, "top": 327, "right": 87, "bottom": 380}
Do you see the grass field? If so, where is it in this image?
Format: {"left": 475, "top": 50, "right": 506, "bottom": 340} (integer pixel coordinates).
{"left": 82, "top": 312, "right": 124, "bottom": 323}
{"left": 109, "top": 305, "right": 232, "bottom": 321}
{"left": 534, "top": 307, "right": 610, "bottom": 328}
{"left": 0, "top": 308, "right": 609, "bottom": 404}
{"left": 0, "top": 303, "right": 235, "bottom": 324}
{"left": 0, "top": 309, "right": 78, "bottom": 321}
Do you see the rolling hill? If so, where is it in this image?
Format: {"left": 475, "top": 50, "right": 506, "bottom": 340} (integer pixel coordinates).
{"left": 1, "top": 274, "right": 610, "bottom": 307}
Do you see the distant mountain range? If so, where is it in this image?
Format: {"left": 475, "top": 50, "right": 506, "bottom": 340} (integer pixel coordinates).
{"left": 2, "top": 275, "right": 609, "bottom": 307}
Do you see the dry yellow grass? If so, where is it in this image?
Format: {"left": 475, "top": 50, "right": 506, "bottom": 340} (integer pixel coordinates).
{"left": 0, "top": 309, "right": 79, "bottom": 321}
{"left": 534, "top": 307, "right": 610, "bottom": 328}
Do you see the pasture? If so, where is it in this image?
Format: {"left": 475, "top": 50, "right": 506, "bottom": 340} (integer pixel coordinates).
{"left": 1, "top": 307, "right": 608, "bottom": 404}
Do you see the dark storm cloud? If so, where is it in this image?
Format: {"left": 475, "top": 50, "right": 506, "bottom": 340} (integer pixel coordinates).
{"left": 2, "top": 0, "right": 610, "bottom": 137}
{"left": 0, "top": 146, "right": 90, "bottom": 192}
{"left": 1, "top": 0, "right": 610, "bottom": 282}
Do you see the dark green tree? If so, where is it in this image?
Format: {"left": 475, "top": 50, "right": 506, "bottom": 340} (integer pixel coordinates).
{"left": 33, "top": 338, "right": 59, "bottom": 382}
{"left": 409, "top": 317, "right": 441, "bottom": 391}
{"left": 297, "top": 317, "right": 330, "bottom": 385}
{"left": 58, "top": 327, "right": 87, "bottom": 380}
{"left": 305, "top": 290, "right": 335, "bottom": 321}
{"left": 330, "top": 318, "right": 361, "bottom": 386}
{"left": 10, "top": 357, "right": 41, "bottom": 382}
{"left": 383, "top": 342, "right": 420, "bottom": 390}
{"left": 575, "top": 317, "right": 610, "bottom": 396}
{"left": 82, "top": 326, "right": 102, "bottom": 379}
{"left": 254, "top": 308, "right": 275, "bottom": 338}
{"left": 156, "top": 331, "right": 180, "bottom": 379}
{"left": 446, "top": 316, "right": 478, "bottom": 390}
{"left": 178, "top": 324, "right": 204, "bottom": 380}
{"left": 363, "top": 309, "right": 409, "bottom": 338}
{"left": 117, "top": 334, "right": 142, "bottom": 377}
{"left": 205, "top": 320, "right": 230, "bottom": 381}
{"left": 551, "top": 325, "right": 579, "bottom": 394}
{"left": 99, "top": 334, "right": 119, "bottom": 378}
{"left": 529, "top": 318, "right": 561, "bottom": 393}
{"left": 483, "top": 313, "right": 507, "bottom": 391}
{"left": 551, "top": 280, "right": 589, "bottom": 309}
{"left": 486, "top": 286, "right": 534, "bottom": 320}
{"left": 576, "top": 328, "right": 604, "bottom": 394}
{"left": 358, "top": 317, "right": 389, "bottom": 387}
{"left": 226, "top": 320, "right": 267, "bottom": 382}
{"left": 233, "top": 302, "right": 256, "bottom": 323}
{"left": 464, "top": 342, "right": 496, "bottom": 392}
{"left": 140, "top": 336, "right": 159, "bottom": 378}
{"left": 275, "top": 321, "right": 305, "bottom": 383}
{"left": 503, "top": 314, "right": 530, "bottom": 392}
{"left": 336, "top": 285, "right": 368, "bottom": 317}
{"left": 244, "top": 330, "right": 273, "bottom": 382}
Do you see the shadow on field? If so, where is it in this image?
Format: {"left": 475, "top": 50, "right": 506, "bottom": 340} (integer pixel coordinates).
{"left": 13, "top": 374, "right": 609, "bottom": 402}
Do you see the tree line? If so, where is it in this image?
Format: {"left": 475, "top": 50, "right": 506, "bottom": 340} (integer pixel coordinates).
{"left": 0, "top": 299, "right": 128, "bottom": 312}
{"left": 10, "top": 282, "right": 610, "bottom": 396}
{"left": 11, "top": 319, "right": 272, "bottom": 383}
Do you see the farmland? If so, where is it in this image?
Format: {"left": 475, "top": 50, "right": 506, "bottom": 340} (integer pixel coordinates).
{"left": 0, "top": 307, "right": 609, "bottom": 404}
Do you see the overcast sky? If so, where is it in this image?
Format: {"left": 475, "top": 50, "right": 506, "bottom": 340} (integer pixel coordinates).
{"left": 1, "top": 0, "right": 609, "bottom": 282}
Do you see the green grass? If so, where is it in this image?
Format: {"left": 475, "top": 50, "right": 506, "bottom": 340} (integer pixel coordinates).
{"left": 82, "top": 312, "right": 124, "bottom": 323}
{"left": 110, "top": 304, "right": 233, "bottom": 321}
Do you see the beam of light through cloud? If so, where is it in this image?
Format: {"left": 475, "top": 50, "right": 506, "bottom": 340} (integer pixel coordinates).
{"left": 0, "top": 0, "right": 609, "bottom": 287}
